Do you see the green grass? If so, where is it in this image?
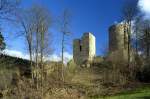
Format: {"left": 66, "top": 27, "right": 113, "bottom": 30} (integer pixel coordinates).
{"left": 91, "top": 85, "right": 150, "bottom": 99}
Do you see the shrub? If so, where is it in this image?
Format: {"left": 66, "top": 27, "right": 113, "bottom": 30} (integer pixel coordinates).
{"left": 65, "top": 60, "right": 77, "bottom": 82}
{"left": 136, "top": 63, "right": 150, "bottom": 83}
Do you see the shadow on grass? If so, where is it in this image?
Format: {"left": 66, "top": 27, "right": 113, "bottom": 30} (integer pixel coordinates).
{"left": 137, "top": 96, "right": 150, "bottom": 99}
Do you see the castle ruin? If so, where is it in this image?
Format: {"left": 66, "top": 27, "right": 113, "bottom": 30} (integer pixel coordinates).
{"left": 73, "top": 22, "right": 132, "bottom": 65}
{"left": 108, "top": 22, "right": 129, "bottom": 61}
{"left": 109, "top": 22, "right": 129, "bottom": 52}
{"left": 73, "top": 32, "right": 96, "bottom": 65}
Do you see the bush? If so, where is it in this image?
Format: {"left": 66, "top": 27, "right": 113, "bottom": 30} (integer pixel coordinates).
{"left": 136, "top": 64, "right": 150, "bottom": 83}
{"left": 65, "top": 60, "right": 77, "bottom": 82}
{"left": 100, "top": 60, "right": 128, "bottom": 86}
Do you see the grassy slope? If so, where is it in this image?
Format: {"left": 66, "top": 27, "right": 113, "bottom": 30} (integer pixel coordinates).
{"left": 92, "top": 85, "right": 150, "bottom": 99}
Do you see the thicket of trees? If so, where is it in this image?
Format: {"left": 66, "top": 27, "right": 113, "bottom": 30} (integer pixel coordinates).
{"left": 0, "top": 0, "right": 72, "bottom": 98}
{"left": 101, "top": 1, "right": 150, "bottom": 85}
{"left": 122, "top": 1, "right": 150, "bottom": 61}
{"left": 109, "top": 1, "right": 150, "bottom": 83}
{"left": 16, "top": 4, "right": 52, "bottom": 90}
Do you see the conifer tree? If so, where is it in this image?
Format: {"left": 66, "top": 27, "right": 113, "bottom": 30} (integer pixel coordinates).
{"left": 0, "top": 32, "right": 6, "bottom": 51}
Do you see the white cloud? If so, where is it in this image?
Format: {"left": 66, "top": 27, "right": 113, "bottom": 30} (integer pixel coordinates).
{"left": 3, "top": 49, "right": 30, "bottom": 60}
{"left": 48, "top": 54, "right": 61, "bottom": 61}
{"left": 3, "top": 49, "right": 72, "bottom": 63}
{"left": 63, "top": 52, "right": 73, "bottom": 63}
{"left": 138, "top": 0, "right": 150, "bottom": 18}
{"left": 47, "top": 52, "right": 73, "bottom": 64}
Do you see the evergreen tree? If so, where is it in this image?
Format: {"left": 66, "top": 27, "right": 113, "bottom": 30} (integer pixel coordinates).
{"left": 0, "top": 32, "right": 6, "bottom": 51}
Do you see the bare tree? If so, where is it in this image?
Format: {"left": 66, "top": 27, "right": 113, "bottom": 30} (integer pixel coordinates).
{"left": 0, "top": 0, "right": 20, "bottom": 21}
{"left": 15, "top": 8, "right": 35, "bottom": 79}
{"left": 139, "top": 20, "right": 150, "bottom": 59}
{"left": 28, "top": 4, "right": 52, "bottom": 97}
{"left": 16, "top": 5, "right": 52, "bottom": 97}
{"left": 0, "top": 0, "right": 20, "bottom": 61}
{"left": 122, "top": 1, "right": 138, "bottom": 65}
{"left": 132, "top": 15, "right": 144, "bottom": 55}
{"left": 58, "top": 9, "right": 71, "bottom": 82}
{"left": 134, "top": 16, "right": 140, "bottom": 54}
{"left": 0, "top": 0, "right": 21, "bottom": 52}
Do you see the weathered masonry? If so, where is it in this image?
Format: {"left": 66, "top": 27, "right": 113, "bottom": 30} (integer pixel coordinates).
{"left": 109, "top": 22, "right": 129, "bottom": 52}
{"left": 108, "top": 22, "right": 129, "bottom": 61}
{"left": 73, "top": 32, "right": 96, "bottom": 65}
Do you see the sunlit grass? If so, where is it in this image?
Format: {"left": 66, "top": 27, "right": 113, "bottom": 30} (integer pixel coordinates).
{"left": 91, "top": 85, "right": 150, "bottom": 99}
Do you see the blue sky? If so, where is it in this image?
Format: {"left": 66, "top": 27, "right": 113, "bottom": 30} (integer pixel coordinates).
{"left": 2, "top": 0, "right": 149, "bottom": 61}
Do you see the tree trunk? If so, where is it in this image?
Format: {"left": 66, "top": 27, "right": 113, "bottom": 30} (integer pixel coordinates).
{"left": 135, "top": 27, "right": 138, "bottom": 54}
{"left": 61, "top": 33, "right": 65, "bottom": 82}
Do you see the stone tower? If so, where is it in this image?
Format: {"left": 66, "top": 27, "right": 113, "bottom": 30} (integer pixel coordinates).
{"left": 73, "top": 32, "right": 96, "bottom": 65}
{"left": 108, "top": 22, "right": 129, "bottom": 61}
{"left": 109, "top": 22, "right": 129, "bottom": 52}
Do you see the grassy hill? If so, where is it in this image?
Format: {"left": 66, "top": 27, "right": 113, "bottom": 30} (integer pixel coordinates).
{"left": 0, "top": 54, "right": 150, "bottom": 99}
{"left": 0, "top": 54, "right": 31, "bottom": 77}
{"left": 65, "top": 64, "right": 150, "bottom": 99}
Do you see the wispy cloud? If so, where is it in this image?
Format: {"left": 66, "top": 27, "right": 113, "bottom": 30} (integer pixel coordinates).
{"left": 138, "top": 0, "right": 150, "bottom": 18}
{"left": 3, "top": 49, "right": 72, "bottom": 63}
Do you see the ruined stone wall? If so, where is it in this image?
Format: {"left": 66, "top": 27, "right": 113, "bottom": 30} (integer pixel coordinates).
{"left": 73, "top": 39, "right": 82, "bottom": 65}
{"left": 73, "top": 32, "right": 96, "bottom": 65}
